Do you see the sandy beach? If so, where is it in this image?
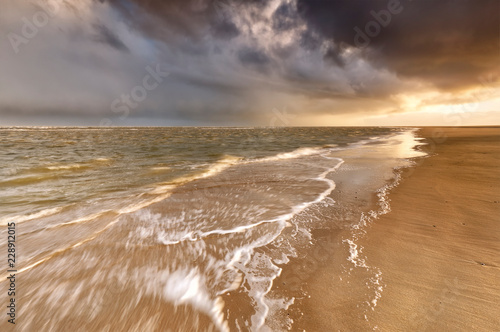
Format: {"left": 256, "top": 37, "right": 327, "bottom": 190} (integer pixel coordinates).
{"left": 285, "top": 127, "right": 500, "bottom": 331}
{"left": 0, "top": 127, "right": 498, "bottom": 331}
{"left": 364, "top": 127, "right": 500, "bottom": 331}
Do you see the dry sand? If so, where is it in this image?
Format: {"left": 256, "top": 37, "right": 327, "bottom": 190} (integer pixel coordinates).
{"left": 362, "top": 127, "right": 500, "bottom": 331}
{"left": 285, "top": 127, "right": 500, "bottom": 331}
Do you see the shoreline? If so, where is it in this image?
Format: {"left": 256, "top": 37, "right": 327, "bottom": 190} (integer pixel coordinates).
{"left": 287, "top": 127, "right": 500, "bottom": 331}
{"left": 272, "top": 129, "right": 425, "bottom": 331}
{"left": 363, "top": 127, "right": 500, "bottom": 331}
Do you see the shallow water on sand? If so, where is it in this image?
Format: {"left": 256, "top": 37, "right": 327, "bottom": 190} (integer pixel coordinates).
{"left": 0, "top": 127, "right": 425, "bottom": 331}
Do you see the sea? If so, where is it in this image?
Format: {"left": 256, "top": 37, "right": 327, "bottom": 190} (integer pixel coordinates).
{"left": 0, "top": 127, "right": 426, "bottom": 331}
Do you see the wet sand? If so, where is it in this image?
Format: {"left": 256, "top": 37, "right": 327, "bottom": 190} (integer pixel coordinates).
{"left": 285, "top": 127, "right": 500, "bottom": 331}
{"left": 364, "top": 127, "right": 500, "bottom": 331}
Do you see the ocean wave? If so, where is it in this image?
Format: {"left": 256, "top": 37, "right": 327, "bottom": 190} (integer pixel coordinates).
{"left": 0, "top": 206, "right": 64, "bottom": 226}
{"left": 150, "top": 166, "right": 171, "bottom": 171}
{"left": 46, "top": 164, "right": 87, "bottom": 171}
{"left": 251, "top": 146, "right": 326, "bottom": 163}
{"left": 0, "top": 174, "right": 60, "bottom": 186}
{"left": 148, "top": 155, "right": 241, "bottom": 195}
{"left": 156, "top": 158, "right": 344, "bottom": 245}
{"left": 143, "top": 154, "right": 344, "bottom": 330}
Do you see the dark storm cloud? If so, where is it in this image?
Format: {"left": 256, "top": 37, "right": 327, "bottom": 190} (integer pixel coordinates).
{"left": 106, "top": 0, "right": 261, "bottom": 42}
{"left": 105, "top": 0, "right": 210, "bottom": 43}
{"left": 211, "top": 18, "right": 240, "bottom": 40}
{"left": 106, "top": 0, "right": 499, "bottom": 93}
{"left": 296, "top": 0, "right": 500, "bottom": 90}
{"left": 324, "top": 45, "right": 345, "bottom": 67}
{"left": 237, "top": 47, "right": 270, "bottom": 66}
{"left": 299, "top": 29, "right": 322, "bottom": 50}
{"left": 1, "top": 0, "right": 499, "bottom": 126}
{"left": 272, "top": 2, "right": 298, "bottom": 32}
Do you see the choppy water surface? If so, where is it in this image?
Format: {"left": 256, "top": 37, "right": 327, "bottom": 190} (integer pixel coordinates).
{"left": 0, "top": 127, "right": 425, "bottom": 331}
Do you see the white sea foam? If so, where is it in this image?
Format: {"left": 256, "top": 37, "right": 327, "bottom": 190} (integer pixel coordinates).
{"left": 154, "top": 157, "right": 343, "bottom": 246}
{"left": 220, "top": 156, "right": 344, "bottom": 331}
{"left": 138, "top": 148, "right": 346, "bottom": 331}
{"left": 43, "top": 158, "right": 110, "bottom": 171}
{"left": 47, "top": 165, "right": 80, "bottom": 170}
{"left": 344, "top": 239, "right": 366, "bottom": 268}
{"left": 254, "top": 147, "right": 325, "bottom": 162}
{"left": 341, "top": 129, "right": 426, "bottom": 324}
{"left": 150, "top": 166, "right": 171, "bottom": 171}
{"left": 140, "top": 267, "right": 230, "bottom": 332}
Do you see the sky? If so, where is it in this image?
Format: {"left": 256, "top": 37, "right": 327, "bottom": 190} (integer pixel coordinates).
{"left": 1, "top": 0, "right": 499, "bottom": 126}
